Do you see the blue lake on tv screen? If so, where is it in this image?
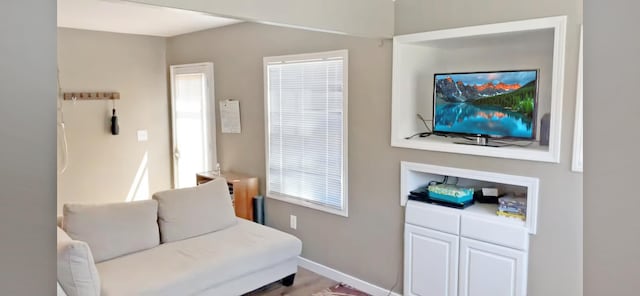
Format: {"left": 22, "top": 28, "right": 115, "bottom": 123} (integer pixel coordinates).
{"left": 434, "top": 103, "right": 533, "bottom": 138}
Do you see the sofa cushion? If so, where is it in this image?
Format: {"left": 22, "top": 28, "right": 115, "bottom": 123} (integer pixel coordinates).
{"left": 63, "top": 200, "right": 160, "bottom": 263}
{"left": 96, "top": 218, "right": 302, "bottom": 296}
{"left": 57, "top": 227, "right": 100, "bottom": 296}
{"left": 152, "top": 178, "right": 237, "bottom": 243}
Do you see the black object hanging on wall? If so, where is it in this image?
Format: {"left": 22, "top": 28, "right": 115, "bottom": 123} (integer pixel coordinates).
{"left": 111, "top": 108, "right": 119, "bottom": 135}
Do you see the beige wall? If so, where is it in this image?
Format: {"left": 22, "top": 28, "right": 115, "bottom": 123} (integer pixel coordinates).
{"left": 0, "top": 0, "right": 57, "bottom": 293}
{"left": 394, "top": 0, "right": 583, "bottom": 295}
{"left": 126, "top": 0, "right": 394, "bottom": 38}
{"left": 57, "top": 28, "right": 172, "bottom": 215}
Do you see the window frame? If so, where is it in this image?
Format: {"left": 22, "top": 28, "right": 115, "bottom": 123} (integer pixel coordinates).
{"left": 263, "top": 49, "right": 349, "bottom": 217}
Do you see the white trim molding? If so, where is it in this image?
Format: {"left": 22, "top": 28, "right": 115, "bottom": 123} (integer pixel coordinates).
{"left": 391, "top": 16, "right": 567, "bottom": 163}
{"left": 572, "top": 25, "right": 583, "bottom": 173}
{"left": 169, "top": 62, "right": 216, "bottom": 189}
{"left": 298, "top": 257, "right": 402, "bottom": 296}
{"left": 263, "top": 49, "right": 349, "bottom": 217}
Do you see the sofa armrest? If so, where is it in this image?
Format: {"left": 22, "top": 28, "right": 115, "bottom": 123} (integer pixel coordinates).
{"left": 57, "top": 282, "right": 68, "bottom": 296}
{"left": 57, "top": 227, "right": 101, "bottom": 296}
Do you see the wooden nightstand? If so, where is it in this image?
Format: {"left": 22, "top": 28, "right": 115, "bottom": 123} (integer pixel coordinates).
{"left": 196, "top": 171, "right": 258, "bottom": 221}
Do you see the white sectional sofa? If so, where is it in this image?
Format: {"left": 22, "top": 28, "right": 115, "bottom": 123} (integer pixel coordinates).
{"left": 56, "top": 178, "right": 302, "bottom": 296}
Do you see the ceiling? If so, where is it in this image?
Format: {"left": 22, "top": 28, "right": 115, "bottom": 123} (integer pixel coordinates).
{"left": 57, "top": 0, "right": 241, "bottom": 37}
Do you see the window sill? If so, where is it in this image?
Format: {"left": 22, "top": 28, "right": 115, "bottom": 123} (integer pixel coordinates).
{"left": 266, "top": 193, "right": 348, "bottom": 217}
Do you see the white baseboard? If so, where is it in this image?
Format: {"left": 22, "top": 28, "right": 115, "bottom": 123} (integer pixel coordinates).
{"left": 298, "top": 256, "right": 402, "bottom": 296}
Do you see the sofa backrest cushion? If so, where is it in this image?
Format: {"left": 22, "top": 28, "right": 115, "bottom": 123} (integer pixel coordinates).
{"left": 62, "top": 199, "right": 160, "bottom": 263}
{"left": 152, "top": 178, "right": 237, "bottom": 243}
{"left": 57, "top": 227, "right": 100, "bottom": 296}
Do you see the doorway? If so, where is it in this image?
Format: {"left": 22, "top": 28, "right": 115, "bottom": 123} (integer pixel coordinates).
{"left": 170, "top": 63, "right": 217, "bottom": 188}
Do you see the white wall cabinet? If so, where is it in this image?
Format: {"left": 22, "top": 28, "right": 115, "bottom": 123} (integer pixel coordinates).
{"left": 402, "top": 162, "right": 536, "bottom": 295}
{"left": 459, "top": 238, "right": 527, "bottom": 296}
{"left": 405, "top": 200, "right": 530, "bottom": 296}
{"left": 405, "top": 224, "right": 459, "bottom": 296}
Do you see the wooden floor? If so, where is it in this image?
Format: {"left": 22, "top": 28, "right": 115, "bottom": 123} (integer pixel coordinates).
{"left": 243, "top": 267, "right": 337, "bottom": 296}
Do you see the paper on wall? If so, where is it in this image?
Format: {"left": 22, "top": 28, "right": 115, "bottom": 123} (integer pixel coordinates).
{"left": 219, "top": 99, "right": 241, "bottom": 133}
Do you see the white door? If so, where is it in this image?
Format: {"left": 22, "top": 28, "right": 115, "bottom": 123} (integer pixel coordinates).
{"left": 459, "top": 238, "right": 527, "bottom": 296}
{"left": 404, "top": 224, "right": 459, "bottom": 296}
{"left": 170, "top": 63, "right": 216, "bottom": 189}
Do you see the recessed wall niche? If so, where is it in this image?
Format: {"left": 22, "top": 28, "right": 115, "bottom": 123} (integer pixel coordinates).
{"left": 391, "top": 16, "right": 567, "bottom": 163}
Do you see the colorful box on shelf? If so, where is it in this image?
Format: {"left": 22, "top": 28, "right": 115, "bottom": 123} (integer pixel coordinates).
{"left": 496, "top": 210, "right": 526, "bottom": 221}
{"left": 498, "top": 195, "right": 527, "bottom": 207}
{"left": 427, "top": 184, "right": 474, "bottom": 204}
{"left": 497, "top": 195, "right": 527, "bottom": 220}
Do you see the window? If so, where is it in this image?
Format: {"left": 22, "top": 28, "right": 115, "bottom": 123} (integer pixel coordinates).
{"left": 264, "top": 50, "right": 348, "bottom": 216}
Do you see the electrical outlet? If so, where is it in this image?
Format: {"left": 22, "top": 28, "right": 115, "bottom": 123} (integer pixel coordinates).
{"left": 290, "top": 215, "right": 297, "bottom": 230}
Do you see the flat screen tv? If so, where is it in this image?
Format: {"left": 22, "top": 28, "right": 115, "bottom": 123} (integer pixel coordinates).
{"left": 433, "top": 70, "right": 539, "bottom": 140}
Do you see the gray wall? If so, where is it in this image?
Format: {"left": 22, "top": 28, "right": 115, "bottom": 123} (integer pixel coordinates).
{"left": 3, "top": 0, "right": 638, "bottom": 294}
{"left": 394, "top": 0, "right": 583, "bottom": 295}
{"left": 584, "top": 0, "right": 640, "bottom": 294}
{"left": 57, "top": 28, "right": 172, "bottom": 215}
{"left": 0, "top": 0, "right": 57, "bottom": 294}
{"left": 167, "top": 22, "right": 403, "bottom": 291}
{"left": 168, "top": 12, "right": 581, "bottom": 294}
{"left": 127, "top": 0, "right": 394, "bottom": 38}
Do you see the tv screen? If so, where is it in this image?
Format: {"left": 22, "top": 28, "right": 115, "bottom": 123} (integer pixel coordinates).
{"left": 433, "top": 70, "right": 538, "bottom": 140}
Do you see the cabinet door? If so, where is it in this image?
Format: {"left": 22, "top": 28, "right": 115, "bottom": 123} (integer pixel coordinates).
{"left": 459, "top": 238, "right": 527, "bottom": 296}
{"left": 404, "top": 224, "right": 459, "bottom": 296}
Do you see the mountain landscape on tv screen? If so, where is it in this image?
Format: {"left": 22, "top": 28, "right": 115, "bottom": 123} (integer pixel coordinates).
{"left": 433, "top": 71, "right": 537, "bottom": 139}
{"left": 435, "top": 73, "right": 536, "bottom": 117}
{"left": 436, "top": 77, "right": 522, "bottom": 101}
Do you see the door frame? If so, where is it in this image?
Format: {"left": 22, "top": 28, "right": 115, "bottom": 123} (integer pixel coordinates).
{"left": 169, "top": 62, "right": 216, "bottom": 188}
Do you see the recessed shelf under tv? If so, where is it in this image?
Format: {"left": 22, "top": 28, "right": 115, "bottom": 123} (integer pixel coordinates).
{"left": 401, "top": 161, "right": 539, "bottom": 234}
{"left": 391, "top": 16, "right": 567, "bottom": 163}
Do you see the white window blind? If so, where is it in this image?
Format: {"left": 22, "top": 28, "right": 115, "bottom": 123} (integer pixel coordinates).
{"left": 264, "top": 50, "right": 348, "bottom": 216}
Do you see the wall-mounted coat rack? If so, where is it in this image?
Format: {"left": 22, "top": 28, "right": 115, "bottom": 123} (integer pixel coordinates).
{"left": 63, "top": 92, "right": 120, "bottom": 101}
